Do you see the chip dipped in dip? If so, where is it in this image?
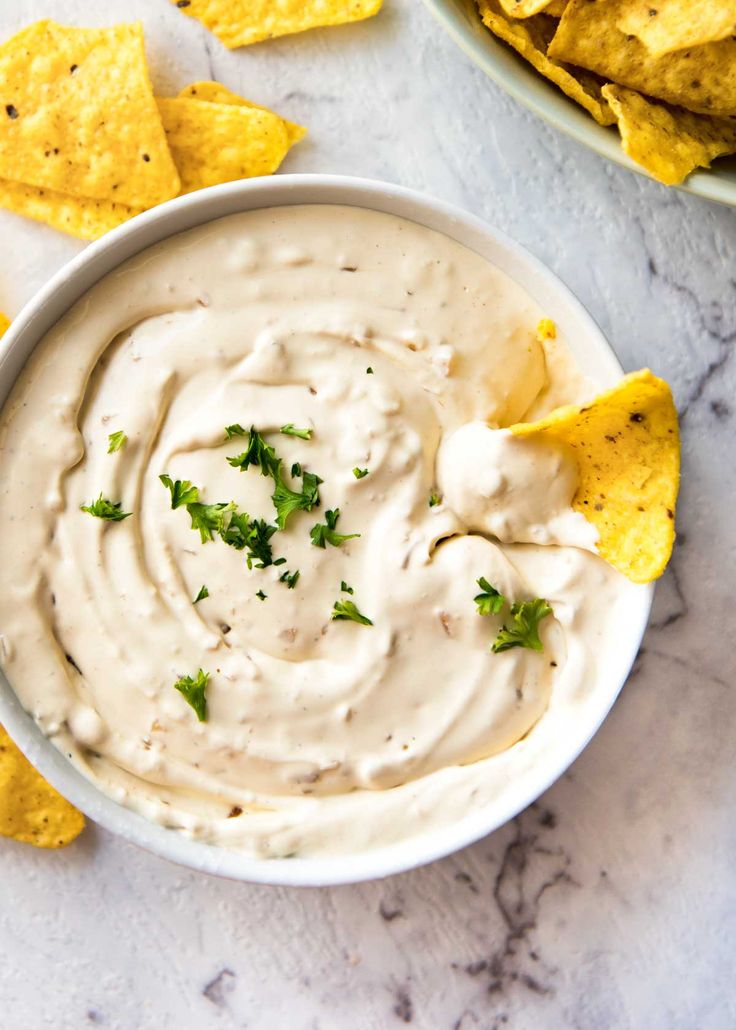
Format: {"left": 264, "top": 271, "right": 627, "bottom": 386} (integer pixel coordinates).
{"left": 0, "top": 206, "right": 648, "bottom": 859}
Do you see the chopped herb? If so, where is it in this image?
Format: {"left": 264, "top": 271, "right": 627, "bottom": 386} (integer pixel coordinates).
{"left": 366, "top": 367, "right": 374, "bottom": 374}
{"left": 224, "top": 423, "right": 247, "bottom": 439}
{"left": 187, "top": 501, "right": 235, "bottom": 543}
{"left": 227, "top": 426, "right": 280, "bottom": 478}
{"left": 244, "top": 519, "right": 277, "bottom": 569}
{"left": 291, "top": 462, "right": 302, "bottom": 478}
{"left": 80, "top": 494, "right": 132, "bottom": 522}
{"left": 159, "top": 474, "right": 199, "bottom": 509}
{"left": 272, "top": 467, "right": 322, "bottom": 530}
{"left": 107, "top": 430, "right": 127, "bottom": 454}
{"left": 310, "top": 508, "right": 360, "bottom": 549}
{"left": 491, "top": 599, "right": 553, "bottom": 654}
{"left": 273, "top": 557, "right": 287, "bottom": 566}
{"left": 173, "top": 668, "right": 209, "bottom": 722}
{"left": 220, "top": 510, "right": 252, "bottom": 551}
{"left": 280, "top": 424, "right": 312, "bottom": 440}
{"left": 474, "top": 577, "right": 506, "bottom": 616}
{"left": 429, "top": 491, "right": 442, "bottom": 508}
{"left": 193, "top": 585, "right": 209, "bottom": 604}
{"left": 279, "top": 569, "right": 300, "bottom": 589}
{"left": 353, "top": 467, "right": 369, "bottom": 479}
{"left": 256, "top": 590, "right": 267, "bottom": 601}
{"left": 331, "top": 599, "right": 373, "bottom": 626}
{"left": 340, "top": 580, "right": 354, "bottom": 595}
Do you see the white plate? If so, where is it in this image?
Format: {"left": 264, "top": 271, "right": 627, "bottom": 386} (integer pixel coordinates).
{"left": 423, "top": 0, "right": 736, "bottom": 207}
{"left": 0, "top": 175, "right": 653, "bottom": 885}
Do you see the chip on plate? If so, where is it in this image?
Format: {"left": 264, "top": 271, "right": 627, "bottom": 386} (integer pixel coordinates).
{"left": 0, "top": 724, "right": 84, "bottom": 848}
{"left": 616, "top": 0, "right": 736, "bottom": 57}
{"left": 157, "top": 97, "right": 298, "bottom": 193}
{"left": 602, "top": 84, "right": 736, "bottom": 185}
{"left": 177, "top": 81, "right": 307, "bottom": 145}
{"left": 477, "top": 0, "right": 615, "bottom": 126}
{"left": 549, "top": 0, "right": 736, "bottom": 117}
{"left": 171, "top": 0, "right": 383, "bottom": 48}
{"left": 0, "top": 21, "right": 180, "bottom": 207}
{"left": 510, "top": 369, "right": 680, "bottom": 583}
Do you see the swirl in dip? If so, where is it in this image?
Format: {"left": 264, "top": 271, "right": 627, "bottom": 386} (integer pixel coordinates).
{"left": 0, "top": 207, "right": 641, "bottom": 858}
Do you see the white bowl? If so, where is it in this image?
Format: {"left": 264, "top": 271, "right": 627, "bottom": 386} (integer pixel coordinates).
{"left": 0, "top": 175, "right": 653, "bottom": 885}
{"left": 422, "top": 0, "right": 736, "bottom": 207}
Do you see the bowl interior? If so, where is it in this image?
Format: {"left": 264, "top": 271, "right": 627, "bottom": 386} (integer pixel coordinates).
{"left": 422, "top": 0, "right": 736, "bottom": 207}
{"left": 0, "top": 176, "right": 653, "bottom": 885}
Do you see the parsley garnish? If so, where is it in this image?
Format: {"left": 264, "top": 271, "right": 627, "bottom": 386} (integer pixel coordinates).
{"left": 491, "top": 599, "right": 553, "bottom": 654}
{"left": 159, "top": 474, "right": 200, "bottom": 509}
{"left": 81, "top": 495, "right": 132, "bottom": 521}
{"left": 280, "top": 424, "right": 312, "bottom": 440}
{"left": 340, "top": 580, "right": 354, "bottom": 594}
{"left": 279, "top": 568, "right": 300, "bottom": 589}
{"left": 331, "top": 599, "right": 373, "bottom": 626}
{"left": 173, "top": 668, "right": 209, "bottom": 721}
{"left": 366, "top": 367, "right": 374, "bottom": 374}
{"left": 224, "top": 423, "right": 247, "bottom": 439}
{"left": 256, "top": 590, "right": 267, "bottom": 601}
{"left": 187, "top": 501, "right": 235, "bottom": 543}
{"left": 193, "top": 585, "right": 209, "bottom": 604}
{"left": 244, "top": 519, "right": 277, "bottom": 569}
{"left": 429, "top": 492, "right": 442, "bottom": 508}
{"left": 474, "top": 577, "right": 506, "bottom": 616}
{"left": 310, "top": 508, "right": 360, "bottom": 549}
{"left": 107, "top": 430, "right": 127, "bottom": 453}
{"left": 272, "top": 466, "right": 322, "bottom": 530}
{"left": 273, "top": 557, "right": 287, "bottom": 566}
{"left": 227, "top": 426, "right": 280, "bottom": 478}
{"left": 353, "top": 467, "right": 369, "bottom": 479}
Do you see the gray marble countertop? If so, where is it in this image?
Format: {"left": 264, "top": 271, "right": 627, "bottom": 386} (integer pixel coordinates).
{"left": 0, "top": 1, "right": 734, "bottom": 1027}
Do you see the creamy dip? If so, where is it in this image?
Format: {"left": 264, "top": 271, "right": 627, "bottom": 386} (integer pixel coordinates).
{"left": 0, "top": 207, "right": 641, "bottom": 858}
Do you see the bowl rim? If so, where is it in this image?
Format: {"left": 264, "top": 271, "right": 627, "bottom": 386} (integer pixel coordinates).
{"left": 0, "top": 174, "right": 654, "bottom": 885}
{"left": 420, "top": 0, "right": 736, "bottom": 208}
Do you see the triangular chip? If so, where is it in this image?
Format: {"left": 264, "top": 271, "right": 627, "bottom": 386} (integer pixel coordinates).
{"left": 498, "top": 0, "right": 565, "bottom": 17}
{"left": 0, "top": 724, "right": 84, "bottom": 848}
{"left": 510, "top": 370, "right": 679, "bottom": 583}
{"left": 617, "top": 0, "right": 736, "bottom": 57}
{"left": 549, "top": 0, "right": 736, "bottom": 116}
{"left": 0, "top": 177, "right": 140, "bottom": 240}
{"left": 0, "top": 313, "right": 9, "bottom": 337}
{"left": 157, "top": 97, "right": 298, "bottom": 193}
{"left": 477, "top": 0, "right": 615, "bottom": 126}
{"left": 602, "top": 84, "right": 736, "bottom": 185}
{"left": 171, "top": 0, "right": 383, "bottom": 48}
{"left": 177, "top": 81, "right": 307, "bottom": 145}
{"left": 0, "top": 21, "right": 180, "bottom": 206}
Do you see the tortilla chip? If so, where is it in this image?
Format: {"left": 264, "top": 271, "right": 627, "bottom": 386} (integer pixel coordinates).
{"left": 157, "top": 97, "right": 297, "bottom": 193}
{"left": 177, "top": 81, "right": 307, "bottom": 145}
{"left": 477, "top": 0, "right": 615, "bottom": 126}
{"left": 0, "top": 21, "right": 180, "bottom": 206}
{"left": 510, "top": 370, "right": 679, "bottom": 583}
{"left": 0, "top": 313, "right": 9, "bottom": 337}
{"left": 0, "top": 724, "right": 84, "bottom": 848}
{"left": 549, "top": 0, "right": 736, "bottom": 116}
{"left": 544, "top": 0, "right": 569, "bottom": 13}
{"left": 498, "top": 0, "right": 563, "bottom": 17}
{"left": 0, "top": 178, "right": 140, "bottom": 240}
{"left": 602, "top": 84, "right": 736, "bottom": 185}
{"left": 171, "top": 0, "right": 383, "bottom": 48}
{"left": 617, "top": 0, "right": 736, "bottom": 57}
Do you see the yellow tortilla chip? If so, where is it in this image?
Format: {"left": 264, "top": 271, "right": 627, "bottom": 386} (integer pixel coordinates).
{"left": 0, "top": 313, "right": 9, "bottom": 337}
{"left": 602, "top": 84, "right": 736, "bottom": 185}
{"left": 477, "top": 1, "right": 615, "bottom": 126}
{"left": 0, "top": 21, "right": 180, "bottom": 207}
{"left": 177, "top": 81, "right": 307, "bottom": 145}
{"left": 498, "top": 0, "right": 563, "bottom": 17}
{"left": 157, "top": 97, "right": 297, "bottom": 193}
{"left": 171, "top": 0, "right": 383, "bottom": 48}
{"left": 617, "top": 0, "right": 736, "bottom": 57}
{"left": 0, "top": 178, "right": 139, "bottom": 240}
{"left": 544, "top": 0, "right": 569, "bottom": 13}
{"left": 549, "top": 0, "right": 736, "bottom": 116}
{"left": 0, "top": 724, "right": 84, "bottom": 848}
{"left": 510, "top": 370, "right": 679, "bottom": 583}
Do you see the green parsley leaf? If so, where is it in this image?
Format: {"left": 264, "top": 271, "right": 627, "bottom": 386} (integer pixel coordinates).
{"left": 227, "top": 426, "right": 280, "bottom": 478}
{"left": 107, "top": 430, "right": 127, "bottom": 454}
{"left": 429, "top": 491, "right": 442, "bottom": 508}
{"left": 272, "top": 466, "right": 323, "bottom": 530}
{"left": 159, "top": 474, "right": 200, "bottom": 509}
{"left": 340, "top": 580, "right": 354, "bottom": 595}
{"left": 186, "top": 501, "right": 234, "bottom": 543}
{"left": 245, "top": 519, "right": 277, "bottom": 569}
{"left": 366, "top": 367, "right": 374, "bottom": 374}
{"left": 280, "top": 424, "right": 312, "bottom": 440}
{"left": 353, "top": 467, "right": 369, "bottom": 479}
{"left": 224, "top": 423, "right": 247, "bottom": 439}
{"left": 173, "top": 668, "right": 209, "bottom": 721}
{"left": 193, "top": 585, "right": 209, "bottom": 604}
{"left": 273, "top": 557, "right": 287, "bottom": 566}
{"left": 331, "top": 599, "right": 373, "bottom": 626}
{"left": 491, "top": 599, "right": 553, "bottom": 654}
{"left": 220, "top": 509, "right": 251, "bottom": 551}
{"left": 256, "top": 590, "right": 267, "bottom": 601}
{"left": 310, "top": 508, "right": 360, "bottom": 549}
{"left": 80, "top": 494, "right": 132, "bottom": 522}
{"left": 474, "top": 577, "right": 506, "bottom": 616}
{"left": 279, "top": 569, "right": 300, "bottom": 589}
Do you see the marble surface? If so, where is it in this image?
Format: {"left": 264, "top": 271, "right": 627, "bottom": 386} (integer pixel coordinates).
{"left": 0, "top": 1, "right": 734, "bottom": 1027}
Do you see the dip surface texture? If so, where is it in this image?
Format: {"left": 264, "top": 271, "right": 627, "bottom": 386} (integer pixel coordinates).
{"left": 0, "top": 207, "right": 640, "bottom": 857}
